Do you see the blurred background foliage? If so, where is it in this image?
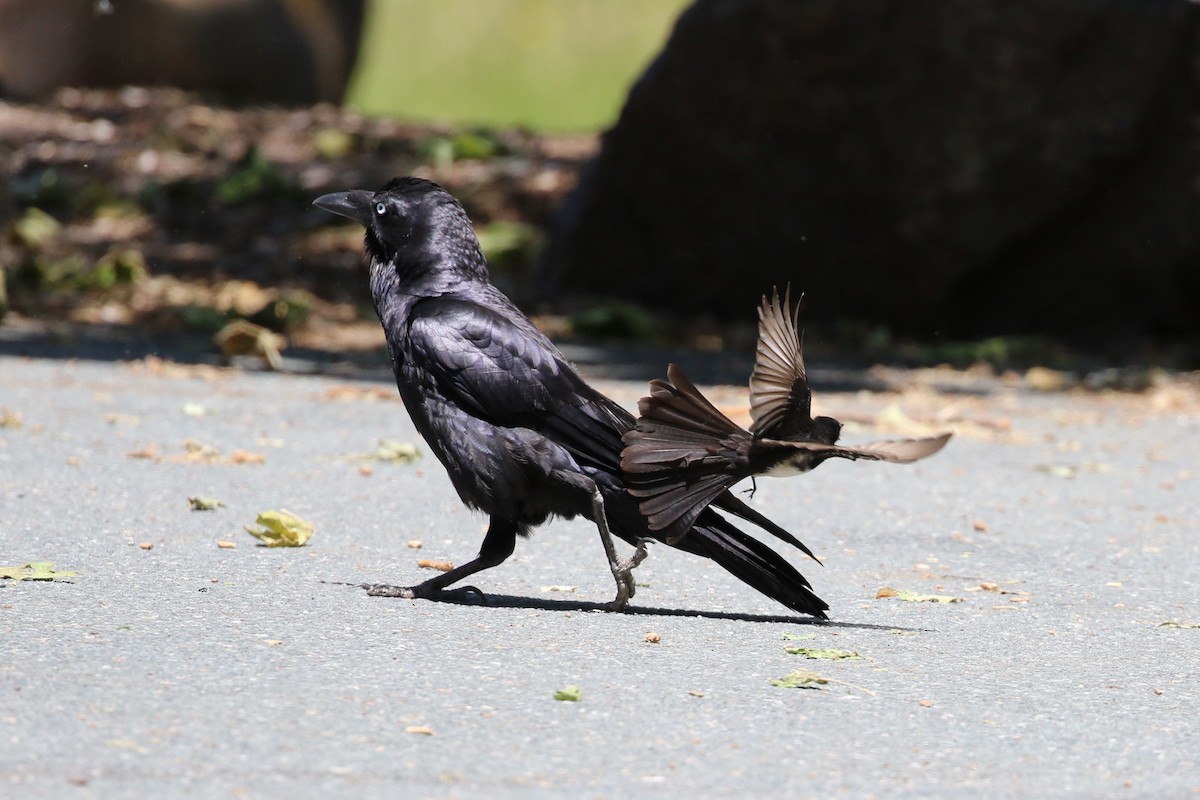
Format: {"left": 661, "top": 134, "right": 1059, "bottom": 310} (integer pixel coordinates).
{"left": 1, "top": 0, "right": 1194, "bottom": 371}
{"left": 348, "top": 0, "right": 691, "bottom": 132}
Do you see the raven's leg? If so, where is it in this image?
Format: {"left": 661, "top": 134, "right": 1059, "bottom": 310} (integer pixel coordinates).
{"left": 585, "top": 486, "right": 652, "bottom": 612}
{"left": 552, "top": 469, "right": 652, "bottom": 611}
{"left": 363, "top": 516, "right": 518, "bottom": 601}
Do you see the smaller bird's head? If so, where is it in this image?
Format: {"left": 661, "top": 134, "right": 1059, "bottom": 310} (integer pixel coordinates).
{"left": 313, "top": 177, "right": 486, "bottom": 283}
{"left": 811, "top": 415, "right": 842, "bottom": 445}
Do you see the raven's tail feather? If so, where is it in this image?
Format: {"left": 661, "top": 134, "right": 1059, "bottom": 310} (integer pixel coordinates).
{"left": 711, "top": 490, "right": 821, "bottom": 565}
{"left": 674, "top": 509, "right": 829, "bottom": 619}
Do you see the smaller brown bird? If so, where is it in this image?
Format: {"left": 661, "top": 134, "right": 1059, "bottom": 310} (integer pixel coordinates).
{"left": 621, "top": 290, "right": 951, "bottom": 543}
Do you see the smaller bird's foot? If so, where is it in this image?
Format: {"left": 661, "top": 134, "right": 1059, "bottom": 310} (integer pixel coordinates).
{"left": 361, "top": 583, "right": 487, "bottom": 603}
{"left": 619, "top": 538, "right": 653, "bottom": 574}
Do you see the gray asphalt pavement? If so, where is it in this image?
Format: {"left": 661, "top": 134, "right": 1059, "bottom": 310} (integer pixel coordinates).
{"left": 2, "top": 354, "right": 1197, "bottom": 798}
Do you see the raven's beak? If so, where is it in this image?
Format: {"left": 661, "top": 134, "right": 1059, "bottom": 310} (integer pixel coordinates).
{"left": 313, "top": 190, "right": 373, "bottom": 226}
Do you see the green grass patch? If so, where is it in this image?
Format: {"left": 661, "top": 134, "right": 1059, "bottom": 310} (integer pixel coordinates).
{"left": 347, "top": 0, "right": 691, "bottom": 132}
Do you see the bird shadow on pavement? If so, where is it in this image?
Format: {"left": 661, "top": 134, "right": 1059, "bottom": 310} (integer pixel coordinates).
{"left": 327, "top": 581, "right": 920, "bottom": 630}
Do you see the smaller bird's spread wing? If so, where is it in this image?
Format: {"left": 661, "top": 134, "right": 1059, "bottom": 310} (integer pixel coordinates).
{"left": 762, "top": 431, "right": 953, "bottom": 464}
{"left": 842, "top": 432, "right": 953, "bottom": 462}
{"left": 749, "top": 288, "right": 812, "bottom": 439}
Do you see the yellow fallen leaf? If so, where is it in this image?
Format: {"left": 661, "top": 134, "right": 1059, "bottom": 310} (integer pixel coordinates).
{"left": 188, "top": 496, "right": 225, "bottom": 511}
{"left": 0, "top": 562, "right": 79, "bottom": 581}
{"left": 877, "top": 586, "right": 963, "bottom": 603}
{"left": 405, "top": 726, "right": 434, "bottom": 736}
{"left": 417, "top": 559, "right": 453, "bottom": 571}
{"left": 770, "top": 670, "right": 829, "bottom": 689}
{"left": 244, "top": 509, "right": 313, "bottom": 547}
{"left": 371, "top": 439, "right": 421, "bottom": 463}
{"left": 214, "top": 320, "right": 285, "bottom": 370}
{"left": 785, "top": 647, "right": 861, "bottom": 660}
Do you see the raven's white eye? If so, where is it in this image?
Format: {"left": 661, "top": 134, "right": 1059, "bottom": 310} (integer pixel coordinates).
{"left": 375, "top": 202, "right": 387, "bottom": 215}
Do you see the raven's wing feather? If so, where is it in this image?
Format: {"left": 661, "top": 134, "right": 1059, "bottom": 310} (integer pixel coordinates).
{"left": 406, "top": 294, "right": 628, "bottom": 469}
{"left": 672, "top": 510, "right": 828, "bottom": 618}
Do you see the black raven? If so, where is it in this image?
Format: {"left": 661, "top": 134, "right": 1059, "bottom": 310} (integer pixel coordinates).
{"left": 313, "top": 177, "right": 827, "bottom": 616}
{"left": 622, "top": 289, "right": 951, "bottom": 542}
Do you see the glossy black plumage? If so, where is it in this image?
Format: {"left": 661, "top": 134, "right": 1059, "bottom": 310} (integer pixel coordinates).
{"left": 313, "top": 178, "right": 828, "bottom": 617}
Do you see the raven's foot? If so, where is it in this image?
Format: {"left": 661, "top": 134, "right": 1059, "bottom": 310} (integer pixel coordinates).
{"left": 605, "top": 538, "right": 654, "bottom": 612}
{"left": 361, "top": 583, "right": 486, "bottom": 603}
{"left": 361, "top": 582, "right": 415, "bottom": 598}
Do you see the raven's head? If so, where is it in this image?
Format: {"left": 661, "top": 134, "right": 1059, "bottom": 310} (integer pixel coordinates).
{"left": 314, "top": 177, "right": 486, "bottom": 283}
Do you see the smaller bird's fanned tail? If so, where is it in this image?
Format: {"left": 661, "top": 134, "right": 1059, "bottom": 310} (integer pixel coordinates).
{"left": 676, "top": 510, "right": 829, "bottom": 619}
{"left": 621, "top": 364, "right": 751, "bottom": 542}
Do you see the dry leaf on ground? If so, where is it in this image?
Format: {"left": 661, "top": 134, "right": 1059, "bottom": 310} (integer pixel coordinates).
{"left": 877, "top": 586, "right": 963, "bottom": 603}
{"left": 0, "top": 562, "right": 79, "bottom": 581}
{"left": 244, "top": 510, "right": 313, "bottom": 547}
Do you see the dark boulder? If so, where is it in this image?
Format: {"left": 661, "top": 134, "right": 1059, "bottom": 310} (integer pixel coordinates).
{"left": 0, "top": 0, "right": 364, "bottom": 105}
{"left": 543, "top": 0, "right": 1200, "bottom": 344}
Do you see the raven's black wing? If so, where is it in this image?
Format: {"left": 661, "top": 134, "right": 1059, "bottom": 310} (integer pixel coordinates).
{"left": 405, "top": 293, "right": 628, "bottom": 470}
